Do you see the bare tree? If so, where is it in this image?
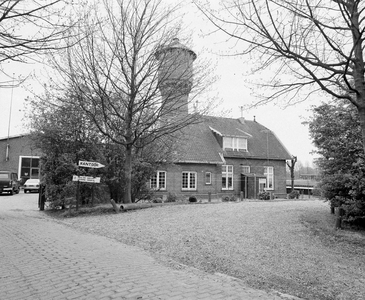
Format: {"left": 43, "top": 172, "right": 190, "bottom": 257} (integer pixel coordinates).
{"left": 49, "top": 0, "right": 213, "bottom": 203}
{"left": 0, "top": 0, "right": 80, "bottom": 87}
{"left": 286, "top": 155, "right": 297, "bottom": 192}
{"left": 196, "top": 0, "right": 365, "bottom": 153}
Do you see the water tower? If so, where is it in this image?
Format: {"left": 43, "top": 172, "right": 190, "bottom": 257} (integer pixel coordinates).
{"left": 155, "top": 38, "right": 197, "bottom": 119}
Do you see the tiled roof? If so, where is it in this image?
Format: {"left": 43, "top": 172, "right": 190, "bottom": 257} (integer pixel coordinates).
{"left": 174, "top": 115, "right": 291, "bottom": 163}
{"left": 174, "top": 121, "right": 225, "bottom": 164}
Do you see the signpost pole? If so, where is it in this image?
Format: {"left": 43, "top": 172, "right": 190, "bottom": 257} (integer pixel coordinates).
{"left": 74, "top": 160, "right": 104, "bottom": 209}
{"left": 91, "top": 184, "right": 95, "bottom": 207}
{"left": 76, "top": 180, "right": 80, "bottom": 211}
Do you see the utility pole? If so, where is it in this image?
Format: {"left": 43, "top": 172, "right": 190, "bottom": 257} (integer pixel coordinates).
{"left": 6, "top": 73, "right": 15, "bottom": 161}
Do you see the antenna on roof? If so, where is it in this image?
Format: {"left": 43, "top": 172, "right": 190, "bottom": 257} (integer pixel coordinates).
{"left": 254, "top": 115, "right": 256, "bottom": 122}
{"left": 239, "top": 106, "right": 244, "bottom": 117}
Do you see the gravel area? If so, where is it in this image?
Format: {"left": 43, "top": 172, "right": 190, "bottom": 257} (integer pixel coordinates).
{"left": 51, "top": 199, "right": 365, "bottom": 300}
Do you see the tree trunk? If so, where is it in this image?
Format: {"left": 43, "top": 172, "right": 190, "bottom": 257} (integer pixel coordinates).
{"left": 286, "top": 156, "right": 297, "bottom": 193}
{"left": 123, "top": 145, "right": 133, "bottom": 203}
{"left": 291, "top": 174, "right": 295, "bottom": 193}
{"left": 358, "top": 107, "right": 365, "bottom": 155}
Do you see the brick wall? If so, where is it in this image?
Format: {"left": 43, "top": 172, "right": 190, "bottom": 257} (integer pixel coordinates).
{"left": 0, "top": 135, "right": 41, "bottom": 179}
{"left": 154, "top": 163, "right": 221, "bottom": 200}
{"left": 225, "top": 157, "right": 287, "bottom": 195}
{"left": 153, "top": 158, "right": 287, "bottom": 200}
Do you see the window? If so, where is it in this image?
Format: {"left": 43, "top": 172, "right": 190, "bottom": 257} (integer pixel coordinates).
{"left": 182, "top": 172, "right": 197, "bottom": 190}
{"left": 264, "top": 167, "right": 274, "bottom": 190}
{"left": 205, "top": 172, "right": 211, "bottom": 185}
{"left": 19, "top": 156, "right": 40, "bottom": 179}
{"left": 222, "top": 165, "right": 233, "bottom": 190}
{"left": 223, "top": 137, "right": 247, "bottom": 151}
{"left": 241, "top": 165, "right": 250, "bottom": 174}
{"left": 259, "top": 178, "right": 267, "bottom": 192}
{"left": 150, "top": 171, "right": 166, "bottom": 190}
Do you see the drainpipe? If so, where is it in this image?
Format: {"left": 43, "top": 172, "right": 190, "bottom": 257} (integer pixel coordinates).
{"left": 5, "top": 144, "right": 9, "bottom": 161}
{"left": 254, "top": 174, "right": 256, "bottom": 199}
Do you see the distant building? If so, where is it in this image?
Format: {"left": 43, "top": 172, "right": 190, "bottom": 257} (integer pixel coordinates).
{"left": 299, "top": 173, "right": 319, "bottom": 181}
{"left": 286, "top": 178, "right": 318, "bottom": 195}
{"left": 0, "top": 135, "right": 41, "bottom": 184}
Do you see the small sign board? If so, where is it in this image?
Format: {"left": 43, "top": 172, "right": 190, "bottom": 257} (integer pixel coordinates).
{"left": 78, "top": 160, "right": 105, "bottom": 168}
{"left": 72, "top": 175, "right": 101, "bottom": 183}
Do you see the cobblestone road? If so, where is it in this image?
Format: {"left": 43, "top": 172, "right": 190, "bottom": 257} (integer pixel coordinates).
{"left": 0, "top": 193, "right": 301, "bottom": 300}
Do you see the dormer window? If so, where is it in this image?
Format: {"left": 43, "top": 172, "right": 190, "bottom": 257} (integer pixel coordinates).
{"left": 223, "top": 136, "right": 247, "bottom": 151}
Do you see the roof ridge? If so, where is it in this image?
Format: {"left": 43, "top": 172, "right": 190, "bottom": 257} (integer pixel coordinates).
{"left": 202, "top": 115, "right": 256, "bottom": 123}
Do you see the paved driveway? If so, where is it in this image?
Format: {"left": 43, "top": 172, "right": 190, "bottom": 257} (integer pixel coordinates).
{"left": 0, "top": 193, "right": 301, "bottom": 300}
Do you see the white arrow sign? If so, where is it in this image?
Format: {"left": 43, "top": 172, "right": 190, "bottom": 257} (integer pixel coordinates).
{"left": 78, "top": 160, "right": 105, "bottom": 168}
{"left": 73, "top": 175, "right": 101, "bottom": 183}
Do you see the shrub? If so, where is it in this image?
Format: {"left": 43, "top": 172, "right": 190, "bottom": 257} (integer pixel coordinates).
{"left": 188, "top": 196, "right": 197, "bottom": 202}
{"left": 343, "top": 216, "right": 365, "bottom": 228}
{"left": 312, "top": 188, "right": 322, "bottom": 197}
{"left": 289, "top": 190, "right": 300, "bottom": 199}
{"left": 166, "top": 192, "right": 177, "bottom": 202}
{"left": 222, "top": 194, "right": 236, "bottom": 202}
{"left": 152, "top": 198, "right": 163, "bottom": 203}
{"left": 259, "top": 191, "right": 271, "bottom": 200}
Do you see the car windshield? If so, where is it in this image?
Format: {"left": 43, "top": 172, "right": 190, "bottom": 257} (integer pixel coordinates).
{"left": 0, "top": 173, "right": 9, "bottom": 179}
{"left": 25, "top": 179, "right": 39, "bottom": 184}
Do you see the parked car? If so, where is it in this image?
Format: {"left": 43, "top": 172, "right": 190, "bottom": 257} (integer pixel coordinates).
{"left": 0, "top": 171, "right": 20, "bottom": 195}
{"left": 23, "top": 179, "right": 40, "bottom": 193}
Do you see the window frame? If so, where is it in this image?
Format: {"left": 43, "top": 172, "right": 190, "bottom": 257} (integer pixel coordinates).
{"left": 259, "top": 178, "right": 267, "bottom": 192}
{"left": 18, "top": 156, "right": 40, "bottom": 180}
{"left": 150, "top": 171, "right": 166, "bottom": 190}
{"left": 222, "top": 165, "right": 234, "bottom": 190}
{"left": 182, "top": 171, "right": 197, "bottom": 191}
{"left": 241, "top": 165, "right": 250, "bottom": 174}
{"left": 223, "top": 136, "right": 247, "bottom": 151}
{"left": 205, "top": 172, "right": 212, "bottom": 185}
{"left": 264, "top": 166, "right": 274, "bottom": 190}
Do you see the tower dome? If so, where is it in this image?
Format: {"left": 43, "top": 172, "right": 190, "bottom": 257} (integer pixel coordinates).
{"left": 155, "top": 38, "right": 197, "bottom": 118}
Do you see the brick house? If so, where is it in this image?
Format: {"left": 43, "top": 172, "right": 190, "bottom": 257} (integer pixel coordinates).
{"left": 151, "top": 115, "right": 291, "bottom": 200}
{"left": 0, "top": 135, "right": 41, "bottom": 184}
{"left": 151, "top": 39, "right": 291, "bottom": 200}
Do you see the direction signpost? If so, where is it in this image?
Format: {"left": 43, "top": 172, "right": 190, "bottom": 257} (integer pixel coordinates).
{"left": 78, "top": 161, "right": 105, "bottom": 168}
{"left": 72, "top": 175, "right": 101, "bottom": 183}
{"left": 73, "top": 160, "right": 105, "bottom": 211}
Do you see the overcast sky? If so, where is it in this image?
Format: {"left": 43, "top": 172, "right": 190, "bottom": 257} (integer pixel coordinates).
{"left": 0, "top": 0, "right": 324, "bottom": 166}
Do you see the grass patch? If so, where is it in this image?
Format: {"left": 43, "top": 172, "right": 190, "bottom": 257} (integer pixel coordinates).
{"left": 300, "top": 208, "right": 365, "bottom": 251}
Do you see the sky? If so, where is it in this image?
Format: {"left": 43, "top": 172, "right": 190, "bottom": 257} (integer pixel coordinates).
{"left": 0, "top": 0, "right": 324, "bottom": 166}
